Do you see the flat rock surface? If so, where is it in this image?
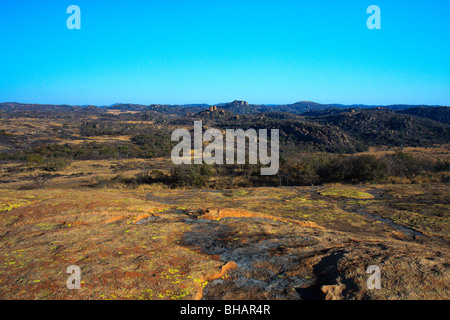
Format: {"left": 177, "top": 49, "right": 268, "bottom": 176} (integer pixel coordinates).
{"left": 0, "top": 185, "right": 449, "bottom": 300}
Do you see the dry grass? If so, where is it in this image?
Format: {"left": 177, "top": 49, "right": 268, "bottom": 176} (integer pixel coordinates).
{"left": 360, "top": 144, "right": 450, "bottom": 161}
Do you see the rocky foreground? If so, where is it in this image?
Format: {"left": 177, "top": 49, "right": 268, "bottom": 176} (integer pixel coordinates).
{"left": 0, "top": 184, "right": 449, "bottom": 300}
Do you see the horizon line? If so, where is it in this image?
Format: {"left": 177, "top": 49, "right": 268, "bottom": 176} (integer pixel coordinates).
{"left": 0, "top": 101, "right": 447, "bottom": 108}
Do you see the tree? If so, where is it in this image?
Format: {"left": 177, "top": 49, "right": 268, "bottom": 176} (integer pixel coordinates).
{"left": 349, "top": 155, "right": 387, "bottom": 183}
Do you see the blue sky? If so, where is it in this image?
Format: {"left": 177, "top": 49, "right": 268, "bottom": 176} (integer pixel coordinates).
{"left": 0, "top": 0, "right": 449, "bottom": 106}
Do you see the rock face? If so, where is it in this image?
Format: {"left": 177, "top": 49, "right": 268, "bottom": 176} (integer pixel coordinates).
{"left": 217, "top": 100, "right": 253, "bottom": 114}
{"left": 232, "top": 100, "right": 249, "bottom": 107}
{"left": 194, "top": 106, "right": 232, "bottom": 118}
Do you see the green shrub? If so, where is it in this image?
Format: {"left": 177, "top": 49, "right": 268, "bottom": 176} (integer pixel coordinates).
{"left": 169, "top": 163, "right": 213, "bottom": 187}
{"left": 42, "top": 157, "right": 70, "bottom": 172}
{"left": 26, "top": 154, "right": 45, "bottom": 168}
{"left": 348, "top": 155, "right": 388, "bottom": 183}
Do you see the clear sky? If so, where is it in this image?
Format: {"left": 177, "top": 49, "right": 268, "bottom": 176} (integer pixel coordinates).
{"left": 0, "top": 0, "right": 449, "bottom": 106}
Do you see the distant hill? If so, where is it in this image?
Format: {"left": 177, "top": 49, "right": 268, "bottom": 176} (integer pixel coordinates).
{"left": 300, "top": 108, "right": 359, "bottom": 117}
{"left": 1, "top": 101, "right": 449, "bottom": 157}
{"left": 2, "top": 101, "right": 447, "bottom": 115}
{"left": 0, "top": 102, "right": 81, "bottom": 112}
{"left": 210, "top": 101, "right": 439, "bottom": 115}
{"left": 108, "top": 103, "right": 148, "bottom": 110}
{"left": 397, "top": 106, "right": 450, "bottom": 125}
{"left": 218, "top": 100, "right": 257, "bottom": 114}
{"left": 194, "top": 105, "right": 235, "bottom": 118}
{"left": 308, "top": 108, "right": 450, "bottom": 147}
{"left": 329, "top": 103, "right": 440, "bottom": 110}
{"left": 278, "top": 101, "right": 332, "bottom": 114}
{"left": 216, "top": 100, "right": 337, "bottom": 115}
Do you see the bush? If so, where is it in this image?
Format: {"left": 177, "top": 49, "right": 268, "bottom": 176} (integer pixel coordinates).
{"left": 434, "top": 160, "right": 450, "bottom": 172}
{"left": 26, "top": 154, "right": 45, "bottom": 168}
{"left": 348, "top": 155, "right": 388, "bottom": 183}
{"left": 307, "top": 154, "right": 387, "bottom": 184}
{"left": 169, "top": 163, "right": 213, "bottom": 187}
{"left": 136, "top": 169, "right": 171, "bottom": 185}
{"left": 42, "top": 157, "right": 70, "bottom": 172}
{"left": 385, "top": 151, "right": 418, "bottom": 178}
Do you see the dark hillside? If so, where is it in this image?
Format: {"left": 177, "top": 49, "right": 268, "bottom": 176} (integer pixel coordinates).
{"left": 398, "top": 106, "right": 450, "bottom": 125}
{"left": 308, "top": 109, "right": 450, "bottom": 147}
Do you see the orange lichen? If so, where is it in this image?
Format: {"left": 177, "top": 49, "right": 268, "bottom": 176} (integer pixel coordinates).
{"left": 202, "top": 208, "right": 325, "bottom": 230}
{"left": 194, "top": 261, "right": 238, "bottom": 300}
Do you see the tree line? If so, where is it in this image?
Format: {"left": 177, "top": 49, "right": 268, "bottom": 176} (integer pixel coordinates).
{"left": 135, "top": 151, "right": 450, "bottom": 188}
